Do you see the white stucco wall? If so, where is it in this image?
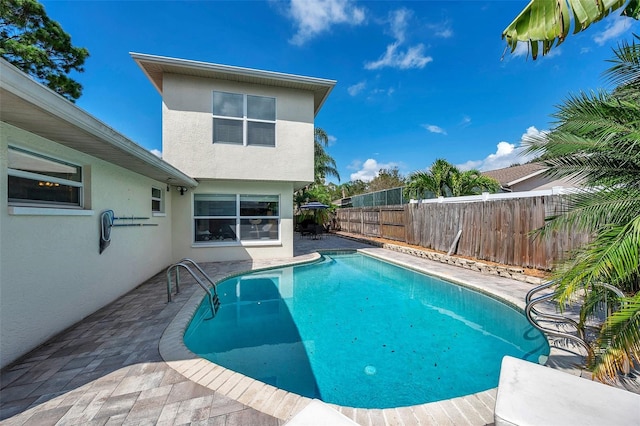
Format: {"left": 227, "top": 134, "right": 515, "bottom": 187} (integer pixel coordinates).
{"left": 171, "top": 180, "right": 295, "bottom": 262}
{"left": 0, "top": 123, "right": 175, "bottom": 368}
{"left": 161, "top": 74, "right": 315, "bottom": 182}
{"left": 511, "top": 175, "right": 582, "bottom": 192}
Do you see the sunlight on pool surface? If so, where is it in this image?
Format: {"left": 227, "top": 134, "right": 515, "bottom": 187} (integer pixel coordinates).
{"left": 184, "top": 252, "right": 549, "bottom": 408}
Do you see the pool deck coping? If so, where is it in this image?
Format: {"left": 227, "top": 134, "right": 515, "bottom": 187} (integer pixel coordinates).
{"left": 158, "top": 245, "right": 582, "bottom": 425}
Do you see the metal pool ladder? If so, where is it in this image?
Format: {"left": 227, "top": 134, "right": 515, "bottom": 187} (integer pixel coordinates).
{"left": 525, "top": 280, "right": 625, "bottom": 364}
{"left": 166, "top": 258, "right": 221, "bottom": 319}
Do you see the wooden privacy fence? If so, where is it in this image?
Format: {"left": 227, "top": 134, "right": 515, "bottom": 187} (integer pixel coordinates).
{"left": 335, "top": 195, "right": 589, "bottom": 270}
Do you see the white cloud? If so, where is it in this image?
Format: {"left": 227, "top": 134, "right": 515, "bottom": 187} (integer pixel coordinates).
{"left": 368, "top": 86, "right": 395, "bottom": 97}
{"left": 287, "top": 0, "right": 365, "bottom": 46}
{"left": 349, "top": 158, "right": 399, "bottom": 182}
{"left": 365, "top": 42, "right": 433, "bottom": 70}
{"left": 389, "top": 8, "right": 411, "bottom": 43}
{"left": 521, "top": 125, "right": 547, "bottom": 145}
{"left": 593, "top": 16, "right": 632, "bottom": 46}
{"left": 543, "top": 47, "right": 562, "bottom": 58}
{"left": 150, "top": 149, "right": 162, "bottom": 158}
{"left": 459, "top": 126, "right": 546, "bottom": 171}
{"left": 510, "top": 41, "right": 530, "bottom": 58}
{"left": 459, "top": 115, "right": 471, "bottom": 127}
{"left": 457, "top": 159, "right": 483, "bottom": 171}
{"left": 436, "top": 28, "right": 453, "bottom": 38}
{"left": 348, "top": 81, "right": 366, "bottom": 96}
{"left": 427, "top": 20, "right": 453, "bottom": 39}
{"left": 422, "top": 124, "right": 447, "bottom": 135}
{"left": 365, "top": 8, "right": 432, "bottom": 70}
{"left": 327, "top": 135, "right": 337, "bottom": 146}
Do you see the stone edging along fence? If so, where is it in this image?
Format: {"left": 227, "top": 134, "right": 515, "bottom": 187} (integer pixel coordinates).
{"left": 335, "top": 232, "right": 546, "bottom": 286}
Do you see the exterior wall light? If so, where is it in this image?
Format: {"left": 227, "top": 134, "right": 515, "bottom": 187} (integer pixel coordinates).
{"left": 176, "top": 186, "right": 188, "bottom": 195}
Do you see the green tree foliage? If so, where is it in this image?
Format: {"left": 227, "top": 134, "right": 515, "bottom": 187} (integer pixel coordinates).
{"left": 449, "top": 169, "right": 501, "bottom": 197}
{"left": 0, "top": 0, "right": 89, "bottom": 101}
{"left": 503, "top": 0, "right": 639, "bottom": 59}
{"left": 405, "top": 159, "right": 499, "bottom": 199}
{"left": 367, "top": 167, "right": 405, "bottom": 192}
{"left": 524, "top": 35, "right": 640, "bottom": 380}
{"left": 335, "top": 180, "right": 368, "bottom": 198}
{"left": 405, "top": 158, "right": 453, "bottom": 198}
{"left": 314, "top": 128, "right": 340, "bottom": 184}
{"left": 294, "top": 127, "right": 340, "bottom": 211}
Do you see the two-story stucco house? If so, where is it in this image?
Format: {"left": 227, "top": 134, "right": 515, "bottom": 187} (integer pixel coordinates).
{"left": 132, "top": 53, "right": 335, "bottom": 262}
{"left": 0, "top": 54, "right": 335, "bottom": 368}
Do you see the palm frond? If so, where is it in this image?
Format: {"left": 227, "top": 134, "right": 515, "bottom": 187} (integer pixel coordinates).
{"left": 592, "top": 294, "right": 640, "bottom": 382}
{"left": 552, "top": 216, "right": 640, "bottom": 304}
{"left": 534, "top": 31, "right": 640, "bottom": 379}
{"left": 604, "top": 34, "right": 640, "bottom": 89}
{"left": 533, "top": 188, "right": 640, "bottom": 237}
{"left": 502, "top": 0, "right": 639, "bottom": 59}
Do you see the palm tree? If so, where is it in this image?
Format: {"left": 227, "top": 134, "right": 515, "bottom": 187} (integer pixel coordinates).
{"left": 294, "top": 127, "right": 340, "bottom": 211}
{"left": 405, "top": 158, "right": 454, "bottom": 199}
{"left": 503, "top": 0, "right": 639, "bottom": 59}
{"left": 405, "top": 159, "right": 500, "bottom": 199}
{"left": 449, "top": 169, "right": 501, "bottom": 197}
{"left": 314, "top": 128, "right": 340, "bottom": 183}
{"left": 524, "top": 35, "right": 640, "bottom": 381}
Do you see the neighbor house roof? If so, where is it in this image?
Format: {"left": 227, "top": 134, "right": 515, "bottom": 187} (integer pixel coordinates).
{"left": 0, "top": 58, "right": 197, "bottom": 188}
{"left": 131, "top": 52, "right": 337, "bottom": 116}
{"left": 482, "top": 163, "right": 547, "bottom": 188}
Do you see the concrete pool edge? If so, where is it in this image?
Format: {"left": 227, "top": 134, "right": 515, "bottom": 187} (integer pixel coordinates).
{"left": 158, "top": 248, "right": 569, "bottom": 424}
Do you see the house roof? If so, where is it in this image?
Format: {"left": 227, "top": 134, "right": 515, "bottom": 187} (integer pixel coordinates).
{"left": 0, "top": 58, "right": 197, "bottom": 188}
{"left": 131, "top": 52, "right": 337, "bottom": 116}
{"left": 482, "top": 163, "right": 547, "bottom": 188}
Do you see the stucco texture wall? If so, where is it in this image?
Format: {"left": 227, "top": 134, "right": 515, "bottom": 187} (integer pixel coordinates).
{"left": 161, "top": 74, "right": 314, "bottom": 183}
{"left": 0, "top": 123, "right": 175, "bottom": 368}
{"left": 171, "top": 180, "right": 295, "bottom": 262}
{"left": 511, "top": 175, "right": 580, "bottom": 192}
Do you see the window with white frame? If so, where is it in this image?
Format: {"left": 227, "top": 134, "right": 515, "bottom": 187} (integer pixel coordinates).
{"left": 212, "top": 91, "right": 276, "bottom": 147}
{"left": 194, "top": 194, "right": 279, "bottom": 243}
{"left": 7, "top": 146, "right": 83, "bottom": 208}
{"left": 151, "top": 187, "right": 163, "bottom": 213}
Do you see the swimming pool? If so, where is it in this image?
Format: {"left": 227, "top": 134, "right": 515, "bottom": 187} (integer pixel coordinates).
{"left": 184, "top": 252, "right": 549, "bottom": 409}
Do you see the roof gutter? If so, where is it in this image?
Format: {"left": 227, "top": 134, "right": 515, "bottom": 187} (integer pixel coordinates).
{"left": 1, "top": 58, "right": 197, "bottom": 188}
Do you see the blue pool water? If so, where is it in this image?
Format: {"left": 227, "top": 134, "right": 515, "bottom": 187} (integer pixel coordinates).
{"left": 184, "top": 252, "right": 549, "bottom": 408}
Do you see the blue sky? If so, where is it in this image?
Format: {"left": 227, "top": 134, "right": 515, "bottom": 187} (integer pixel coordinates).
{"left": 41, "top": 0, "right": 639, "bottom": 183}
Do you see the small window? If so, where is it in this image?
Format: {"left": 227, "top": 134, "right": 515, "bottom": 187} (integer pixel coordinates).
{"left": 152, "top": 187, "right": 163, "bottom": 213}
{"left": 8, "top": 146, "right": 83, "bottom": 208}
{"left": 212, "top": 91, "right": 276, "bottom": 147}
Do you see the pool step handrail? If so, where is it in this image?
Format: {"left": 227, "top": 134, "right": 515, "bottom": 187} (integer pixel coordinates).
{"left": 526, "top": 281, "right": 585, "bottom": 338}
{"left": 166, "top": 258, "right": 220, "bottom": 318}
{"left": 525, "top": 280, "right": 625, "bottom": 365}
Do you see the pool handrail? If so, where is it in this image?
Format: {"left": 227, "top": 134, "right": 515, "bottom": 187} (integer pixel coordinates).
{"left": 166, "top": 258, "right": 220, "bottom": 318}
{"left": 525, "top": 280, "right": 625, "bottom": 366}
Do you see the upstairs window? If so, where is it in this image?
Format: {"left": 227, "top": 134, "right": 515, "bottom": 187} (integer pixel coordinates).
{"left": 213, "top": 91, "right": 276, "bottom": 147}
{"left": 7, "top": 146, "right": 83, "bottom": 208}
